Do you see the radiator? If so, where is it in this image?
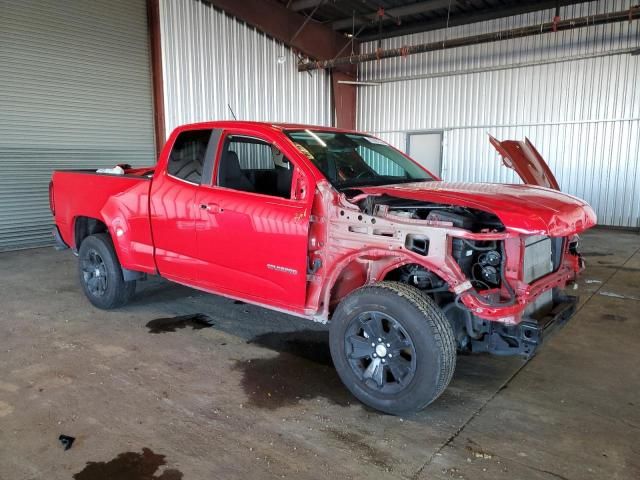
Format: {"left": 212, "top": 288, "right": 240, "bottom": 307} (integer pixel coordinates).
{"left": 523, "top": 235, "right": 554, "bottom": 317}
{"left": 523, "top": 235, "right": 554, "bottom": 283}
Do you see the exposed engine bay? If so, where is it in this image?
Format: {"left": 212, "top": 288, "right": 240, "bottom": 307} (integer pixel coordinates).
{"left": 357, "top": 194, "right": 505, "bottom": 232}
{"left": 349, "top": 193, "right": 576, "bottom": 358}
{"left": 357, "top": 194, "right": 508, "bottom": 292}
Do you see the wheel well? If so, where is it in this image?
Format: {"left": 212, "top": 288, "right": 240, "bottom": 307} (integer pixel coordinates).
{"left": 329, "top": 260, "right": 369, "bottom": 311}
{"left": 383, "top": 263, "right": 449, "bottom": 294}
{"left": 383, "top": 264, "right": 410, "bottom": 282}
{"left": 74, "top": 216, "right": 108, "bottom": 249}
{"left": 327, "top": 256, "right": 405, "bottom": 313}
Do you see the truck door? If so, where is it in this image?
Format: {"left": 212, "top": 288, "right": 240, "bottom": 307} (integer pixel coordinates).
{"left": 194, "top": 131, "right": 311, "bottom": 311}
{"left": 149, "top": 128, "right": 220, "bottom": 283}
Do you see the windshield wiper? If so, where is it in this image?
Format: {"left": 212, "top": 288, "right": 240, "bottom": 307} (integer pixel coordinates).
{"left": 385, "top": 177, "right": 433, "bottom": 185}
{"left": 336, "top": 176, "right": 433, "bottom": 190}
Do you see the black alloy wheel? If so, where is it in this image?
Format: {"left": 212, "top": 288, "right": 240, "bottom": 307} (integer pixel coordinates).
{"left": 77, "top": 233, "right": 136, "bottom": 309}
{"left": 344, "top": 311, "right": 417, "bottom": 395}
{"left": 329, "top": 281, "right": 456, "bottom": 415}
{"left": 81, "top": 249, "right": 109, "bottom": 297}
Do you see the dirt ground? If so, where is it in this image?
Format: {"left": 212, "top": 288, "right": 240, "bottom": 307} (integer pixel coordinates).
{"left": 0, "top": 228, "right": 638, "bottom": 480}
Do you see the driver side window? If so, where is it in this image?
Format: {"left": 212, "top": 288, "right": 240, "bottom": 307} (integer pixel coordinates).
{"left": 217, "top": 135, "right": 294, "bottom": 199}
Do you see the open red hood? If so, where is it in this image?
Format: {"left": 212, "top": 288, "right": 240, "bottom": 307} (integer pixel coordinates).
{"left": 489, "top": 136, "right": 560, "bottom": 190}
{"left": 356, "top": 182, "right": 596, "bottom": 236}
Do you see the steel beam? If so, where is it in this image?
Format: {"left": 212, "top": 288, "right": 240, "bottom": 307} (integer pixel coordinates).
{"left": 205, "top": 0, "right": 358, "bottom": 129}
{"left": 300, "top": 6, "right": 640, "bottom": 71}
{"left": 369, "top": 47, "right": 639, "bottom": 84}
{"left": 205, "top": 0, "right": 352, "bottom": 61}
{"left": 146, "top": 0, "right": 165, "bottom": 153}
{"left": 332, "top": 71, "right": 357, "bottom": 130}
{"left": 357, "top": 0, "right": 591, "bottom": 40}
{"left": 332, "top": 0, "right": 453, "bottom": 30}
{"left": 289, "top": 0, "right": 324, "bottom": 11}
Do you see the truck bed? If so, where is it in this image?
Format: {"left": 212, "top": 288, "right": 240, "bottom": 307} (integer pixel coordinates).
{"left": 51, "top": 168, "right": 157, "bottom": 273}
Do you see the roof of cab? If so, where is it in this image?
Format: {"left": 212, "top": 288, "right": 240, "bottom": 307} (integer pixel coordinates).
{"left": 174, "top": 120, "right": 361, "bottom": 135}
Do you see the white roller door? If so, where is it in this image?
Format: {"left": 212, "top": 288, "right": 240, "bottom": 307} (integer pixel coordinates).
{"left": 0, "top": 0, "right": 156, "bottom": 250}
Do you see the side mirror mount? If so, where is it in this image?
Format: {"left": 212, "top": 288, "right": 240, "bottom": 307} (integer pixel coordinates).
{"left": 292, "top": 172, "right": 307, "bottom": 201}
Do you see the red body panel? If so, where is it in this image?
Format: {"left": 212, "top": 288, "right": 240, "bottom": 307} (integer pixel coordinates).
{"left": 51, "top": 121, "right": 596, "bottom": 324}
{"left": 52, "top": 171, "right": 157, "bottom": 274}
{"left": 355, "top": 181, "right": 596, "bottom": 236}
{"left": 149, "top": 171, "right": 201, "bottom": 282}
{"left": 194, "top": 186, "right": 310, "bottom": 310}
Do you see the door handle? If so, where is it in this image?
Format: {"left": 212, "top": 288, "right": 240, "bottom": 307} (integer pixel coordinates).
{"left": 200, "top": 203, "right": 223, "bottom": 214}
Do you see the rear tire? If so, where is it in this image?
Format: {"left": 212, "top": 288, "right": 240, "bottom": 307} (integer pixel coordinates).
{"left": 78, "top": 233, "right": 136, "bottom": 309}
{"left": 329, "top": 281, "right": 456, "bottom": 415}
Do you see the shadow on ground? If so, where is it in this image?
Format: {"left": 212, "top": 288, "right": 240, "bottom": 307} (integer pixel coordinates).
{"left": 233, "top": 330, "right": 354, "bottom": 409}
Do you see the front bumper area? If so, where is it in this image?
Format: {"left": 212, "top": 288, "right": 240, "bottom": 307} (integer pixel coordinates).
{"left": 459, "top": 260, "right": 581, "bottom": 323}
{"left": 469, "top": 293, "right": 577, "bottom": 358}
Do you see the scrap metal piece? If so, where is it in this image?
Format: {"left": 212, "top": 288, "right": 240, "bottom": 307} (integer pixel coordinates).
{"left": 59, "top": 434, "right": 75, "bottom": 451}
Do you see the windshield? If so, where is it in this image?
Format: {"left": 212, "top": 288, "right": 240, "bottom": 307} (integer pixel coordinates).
{"left": 285, "top": 130, "right": 434, "bottom": 190}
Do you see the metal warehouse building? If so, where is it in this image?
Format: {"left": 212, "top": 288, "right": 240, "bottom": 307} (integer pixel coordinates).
{"left": 1, "top": 0, "right": 638, "bottom": 250}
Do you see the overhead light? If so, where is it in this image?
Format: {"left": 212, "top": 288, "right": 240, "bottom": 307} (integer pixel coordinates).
{"left": 337, "top": 80, "right": 381, "bottom": 86}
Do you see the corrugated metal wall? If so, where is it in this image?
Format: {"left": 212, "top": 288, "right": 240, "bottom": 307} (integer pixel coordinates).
{"left": 358, "top": 0, "right": 640, "bottom": 227}
{"left": 159, "top": 0, "right": 332, "bottom": 137}
{"left": 0, "top": 0, "right": 156, "bottom": 250}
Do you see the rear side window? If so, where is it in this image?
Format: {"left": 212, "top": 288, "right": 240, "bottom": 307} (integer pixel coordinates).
{"left": 168, "top": 129, "right": 212, "bottom": 184}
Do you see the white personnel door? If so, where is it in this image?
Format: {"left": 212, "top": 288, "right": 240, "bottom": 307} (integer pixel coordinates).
{"left": 408, "top": 132, "right": 443, "bottom": 177}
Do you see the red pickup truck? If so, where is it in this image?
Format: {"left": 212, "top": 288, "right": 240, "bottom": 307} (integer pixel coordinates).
{"left": 50, "top": 121, "right": 596, "bottom": 414}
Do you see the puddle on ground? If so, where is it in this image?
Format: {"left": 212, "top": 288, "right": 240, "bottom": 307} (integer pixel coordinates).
{"left": 325, "top": 428, "right": 394, "bottom": 472}
{"left": 235, "top": 330, "right": 352, "bottom": 409}
{"left": 73, "top": 448, "right": 182, "bottom": 480}
{"left": 146, "top": 314, "right": 214, "bottom": 334}
{"left": 602, "top": 313, "right": 627, "bottom": 321}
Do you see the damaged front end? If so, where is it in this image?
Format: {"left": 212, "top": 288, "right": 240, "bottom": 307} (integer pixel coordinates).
{"left": 359, "top": 193, "right": 590, "bottom": 357}
{"left": 301, "top": 132, "right": 597, "bottom": 358}
{"left": 443, "top": 233, "right": 583, "bottom": 358}
{"left": 307, "top": 178, "right": 595, "bottom": 358}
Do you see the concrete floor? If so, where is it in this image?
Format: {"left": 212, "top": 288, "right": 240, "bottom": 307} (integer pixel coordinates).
{"left": 0, "top": 229, "right": 638, "bottom": 480}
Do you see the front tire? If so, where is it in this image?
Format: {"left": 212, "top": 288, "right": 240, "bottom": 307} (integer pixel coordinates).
{"left": 78, "top": 233, "right": 136, "bottom": 309}
{"left": 329, "top": 281, "right": 456, "bottom": 415}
